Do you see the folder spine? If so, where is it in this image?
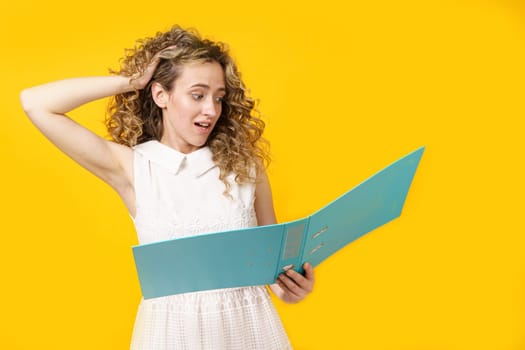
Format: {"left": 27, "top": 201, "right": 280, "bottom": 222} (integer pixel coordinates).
{"left": 296, "top": 216, "right": 312, "bottom": 275}
{"left": 274, "top": 218, "right": 309, "bottom": 280}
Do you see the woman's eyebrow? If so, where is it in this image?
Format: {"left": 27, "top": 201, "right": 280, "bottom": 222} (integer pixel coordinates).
{"left": 190, "top": 83, "right": 226, "bottom": 92}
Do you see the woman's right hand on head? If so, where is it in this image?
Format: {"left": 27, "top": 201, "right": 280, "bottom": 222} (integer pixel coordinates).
{"left": 130, "top": 45, "right": 177, "bottom": 90}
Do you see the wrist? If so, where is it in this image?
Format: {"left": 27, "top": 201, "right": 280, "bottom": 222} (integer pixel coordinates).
{"left": 115, "top": 75, "right": 137, "bottom": 93}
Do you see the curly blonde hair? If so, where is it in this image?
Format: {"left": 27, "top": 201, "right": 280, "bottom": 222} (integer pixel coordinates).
{"left": 106, "top": 25, "right": 269, "bottom": 191}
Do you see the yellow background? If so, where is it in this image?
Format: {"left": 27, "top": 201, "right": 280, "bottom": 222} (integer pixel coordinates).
{"left": 1, "top": 0, "right": 524, "bottom": 349}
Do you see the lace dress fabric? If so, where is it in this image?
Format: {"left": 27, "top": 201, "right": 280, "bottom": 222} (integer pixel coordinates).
{"left": 129, "top": 141, "right": 291, "bottom": 350}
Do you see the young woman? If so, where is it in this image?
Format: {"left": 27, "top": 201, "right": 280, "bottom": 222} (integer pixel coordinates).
{"left": 20, "top": 26, "right": 314, "bottom": 349}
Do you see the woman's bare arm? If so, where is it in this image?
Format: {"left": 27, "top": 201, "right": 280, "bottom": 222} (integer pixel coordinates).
{"left": 20, "top": 76, "right": 134, "bottom": 192}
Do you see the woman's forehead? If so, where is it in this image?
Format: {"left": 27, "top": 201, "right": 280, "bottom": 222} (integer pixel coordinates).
{"left": 175, "top": 61, "right": 225, "bottom": 89}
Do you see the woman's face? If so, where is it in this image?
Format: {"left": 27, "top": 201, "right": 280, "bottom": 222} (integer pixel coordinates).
{"left": 157, "top": 61, "right": 226, "bottom": 154}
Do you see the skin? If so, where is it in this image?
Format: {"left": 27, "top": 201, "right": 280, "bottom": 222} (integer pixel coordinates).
{"left": 19, "top": 48, "right": 314, "bottom": 303}
{"left": 151, "top": 61, "right": 226, "bottom": 154}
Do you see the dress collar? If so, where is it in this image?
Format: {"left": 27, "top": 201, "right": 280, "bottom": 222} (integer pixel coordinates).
{"left": 134, "top": 140, "right": 217, "bottom": 177}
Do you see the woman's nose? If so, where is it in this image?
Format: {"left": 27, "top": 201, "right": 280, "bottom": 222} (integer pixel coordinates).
{"left": 203, "top": 97, "right": 220, "bottom": 117}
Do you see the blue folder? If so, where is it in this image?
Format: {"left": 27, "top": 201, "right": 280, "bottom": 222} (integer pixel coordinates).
{"left": 133, "top": 147, "right": 425, "bottom": 299}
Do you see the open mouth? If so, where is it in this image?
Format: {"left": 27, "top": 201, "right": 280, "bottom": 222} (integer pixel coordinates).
{"left": 194, "top": 122, "right": 211, "bottom": 130}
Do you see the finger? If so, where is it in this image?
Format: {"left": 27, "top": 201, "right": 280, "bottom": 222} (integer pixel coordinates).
{"left": 284, "top": 269, "right": 308, "bottom": 287}
{"left": 158, "top": 45, "right": 178, "bottom": 59}
{"left": 303, "top": 262, "right": 315, "bottom": 283}
{"left": 162, "top": 44, "right": 178, "bottom": 52}
{"left": 284, "top": 265, "right": 314, "bottom": 292}
{"left": 276, "top": 277, "right": 301, "bottom": 302}
{"left": 278, "top": 273, "right": 306, "bottom": 297}
{"left": 146, "top": 46, "right": 177, "bottom": 70}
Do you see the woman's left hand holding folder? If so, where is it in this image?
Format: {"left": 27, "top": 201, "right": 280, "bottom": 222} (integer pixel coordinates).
{"left": 270, "top": 263, "right": 315, "bottom": 304}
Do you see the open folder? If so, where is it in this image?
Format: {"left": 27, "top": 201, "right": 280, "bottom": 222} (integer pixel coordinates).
{"left": 133, "top": 147, "right": 425, "bottom": 299}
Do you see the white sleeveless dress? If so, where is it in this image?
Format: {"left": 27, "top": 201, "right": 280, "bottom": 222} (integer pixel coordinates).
{"left": 129, "top": 140, "right": 292, "bottom": 350}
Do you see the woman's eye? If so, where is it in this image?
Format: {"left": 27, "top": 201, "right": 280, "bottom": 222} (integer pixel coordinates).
{"left": 192, "top": 93, "right": 204, "bottom": 100}
{"left": 215, "top": 96, "right": 225, "bottom": 103}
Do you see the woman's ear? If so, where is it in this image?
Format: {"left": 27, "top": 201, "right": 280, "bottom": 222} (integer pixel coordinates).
{"left": 151, "top": 82, "right": 168, "bottom": 108}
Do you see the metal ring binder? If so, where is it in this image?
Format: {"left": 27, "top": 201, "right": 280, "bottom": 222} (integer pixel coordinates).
{"left": 308, "top": 242, "right": 325, "bottom": 255}
{"left": 312, "top": 226, "right": 328, "bottom": 239}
